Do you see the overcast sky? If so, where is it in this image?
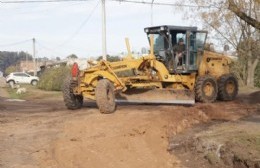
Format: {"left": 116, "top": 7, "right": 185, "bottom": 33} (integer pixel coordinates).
{"left": 0, "top": 0, "right": 196, "bottom": 59}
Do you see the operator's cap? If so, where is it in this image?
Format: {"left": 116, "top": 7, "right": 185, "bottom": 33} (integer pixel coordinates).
{"left": 179, "top": 38, "right": 184, "bottom": 42}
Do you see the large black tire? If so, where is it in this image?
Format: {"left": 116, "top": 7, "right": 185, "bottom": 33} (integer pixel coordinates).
{"left": 218, "top": 74, "right": 238, "bottom": 101}
{"left": 95, "top": 79, "right": 116, "bottom": 114}
{"left": 195, "top": 75, "right": 218, "bottom": 103}
{"left": 63, "top": 77, "right": 83, "bottom": 110}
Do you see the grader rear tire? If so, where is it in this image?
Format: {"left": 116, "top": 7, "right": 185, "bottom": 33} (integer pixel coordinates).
{"left": 96, "top": 79, "right": 116, "bottom": 114}
{"left": 63, "top": 77, "right": 83, "bottom": 110}
{"left": 195, "top": 75, "right": 218, "bottom": 103}
{"left": 218, "top": 74, "right": 238, "bottom": 101}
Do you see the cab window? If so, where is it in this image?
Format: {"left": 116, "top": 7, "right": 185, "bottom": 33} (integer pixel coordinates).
{"left": 188, "top": 31, "right": 207, "bottom": 70}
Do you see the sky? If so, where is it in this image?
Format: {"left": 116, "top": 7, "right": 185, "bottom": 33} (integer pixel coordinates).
{"left": 0, "top": 0, "right": 197, "bottom": 59}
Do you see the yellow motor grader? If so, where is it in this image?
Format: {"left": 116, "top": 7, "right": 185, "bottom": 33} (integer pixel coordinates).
{"left": 63, "top": 25, "right": 238, "bottom": 114}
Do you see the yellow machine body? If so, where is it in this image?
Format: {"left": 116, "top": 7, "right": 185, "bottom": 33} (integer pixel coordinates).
{"left": 74, "top": 49, "right": 232, "bottom": 101}
{"left": 64, "top": 25, "right": 238, "bottom": 113}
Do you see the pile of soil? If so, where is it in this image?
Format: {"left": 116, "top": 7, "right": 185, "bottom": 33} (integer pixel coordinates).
{"left": 167, "top": 91, "right": 260, "bottom": 168}
{"left": 0, "top": 87, "right": 259, "bottom": 168}
{"left": 168, "top": 115, "right": 260, "bottom": 168}
{"left": 248, "top": 91, "right": 260, "bottom": 104}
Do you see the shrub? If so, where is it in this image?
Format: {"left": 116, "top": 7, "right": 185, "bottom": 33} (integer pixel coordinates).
{"left": 5, "top": 65, "right": 17, "bottom": 75}
{"left": 38, "top": 66, "right": 70, "bottom": 91}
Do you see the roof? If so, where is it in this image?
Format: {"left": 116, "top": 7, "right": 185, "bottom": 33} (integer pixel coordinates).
{"left": 144, "top": 25, "right": 198, "bottom": 32}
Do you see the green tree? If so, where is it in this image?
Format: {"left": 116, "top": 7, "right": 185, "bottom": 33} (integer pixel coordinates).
{"left": 96, "top": 55, "right": 121, "bottom": 62}
{"left": 5, "top": 65, "right": 16, "bottom": 75}
{"left": 0, "top": 51, "right": 32, "bottom": 75}
{"left": 67, "top": 54, "right": 78, "bottom": 59}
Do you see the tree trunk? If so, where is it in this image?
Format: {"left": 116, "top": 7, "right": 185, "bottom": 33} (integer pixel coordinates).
{"left": 247, "top": 58, "right": 259, "bottom": 87}
{"left": 243, "top": 61, "right": 247, "bottom": 85}
{"left": 228, "top": 0, "right": 260, "bottom": 30}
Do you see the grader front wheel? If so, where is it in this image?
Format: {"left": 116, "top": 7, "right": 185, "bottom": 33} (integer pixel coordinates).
{"left": 96, "top": 79, "right": 116, "bottom": 114}
{"left": 195, "top": 75, "right": 218, "bottom": 103}
{"left": 63, "top": 77, "right": 83, "bottom": 110}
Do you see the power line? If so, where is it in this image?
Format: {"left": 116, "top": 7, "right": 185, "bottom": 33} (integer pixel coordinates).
{"left": 1, "top": 0, "right": 214, "bottom": 8}
{"left": 54, "top": 0, "right": 100, "bottom": 48}
{"left": 0, "top": 0, "right": 90, "bottom": 3}
{"left": 12, "top": 2, "right": 86, "bottom": 15}
{"left": 0, "top": 0, "right": 100, "bottom": 54}
{"left": 111, "top": 0, "right": 212, "bottom": 8}
{"left": 36, "top": 40, "right": 64, "bottom": 56}
{"left": 0, "top": 39, "right": 31, "bottom": 47}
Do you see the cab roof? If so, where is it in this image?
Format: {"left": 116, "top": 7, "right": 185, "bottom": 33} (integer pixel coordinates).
{"left": 144, "top": 25, "right": 198, "bottom": 32}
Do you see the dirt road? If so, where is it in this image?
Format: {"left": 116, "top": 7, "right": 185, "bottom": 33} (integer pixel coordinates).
{"left": 0, "top": 89, "right": 259, "bottom": 168}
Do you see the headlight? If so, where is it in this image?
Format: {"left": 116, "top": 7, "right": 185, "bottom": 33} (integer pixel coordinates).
{"left": 145, "top": 29, "right": 149, "bottom": 33}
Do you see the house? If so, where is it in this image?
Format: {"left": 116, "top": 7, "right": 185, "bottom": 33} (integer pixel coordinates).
{"left": 66, "top": 57, "right": 89, "bottom": 70}
{"left": 19, "top": 61, "right": 41, "bottom": 73}
{"left": 19, "top": 60, "right": 57, "bottom": 74}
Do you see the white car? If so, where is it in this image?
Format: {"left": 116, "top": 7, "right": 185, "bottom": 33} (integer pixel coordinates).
{"left": 6, "top": 72, "right": 39, "bottom": 86}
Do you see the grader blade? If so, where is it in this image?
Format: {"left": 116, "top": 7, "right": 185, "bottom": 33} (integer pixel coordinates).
{"left": 115, "top": 89, "right": 195, "bottom": 105}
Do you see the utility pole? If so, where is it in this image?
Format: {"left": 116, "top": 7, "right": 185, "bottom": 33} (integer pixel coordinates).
{"left": 102, "top": 0, "right": 107, "bottom": 61}
{"left": 151, "top": 0, "right": 155, "bottom": 26}
{"left": 32, "top": 38, "right": 36, "bottom": 76}
{"left": 26, "top": 52, "right": 28, "bottom": 71}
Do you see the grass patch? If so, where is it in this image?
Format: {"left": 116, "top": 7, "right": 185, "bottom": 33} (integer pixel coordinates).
{"left": 5, "top": 84, "right": 63, "bottom": 100}
{"left": 6, "top": 87, "right": 29, "bottom": 99}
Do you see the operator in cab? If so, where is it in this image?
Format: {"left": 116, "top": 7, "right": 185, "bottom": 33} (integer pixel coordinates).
{"left": 173, "top": 38, "right": 185, "bottom": 68}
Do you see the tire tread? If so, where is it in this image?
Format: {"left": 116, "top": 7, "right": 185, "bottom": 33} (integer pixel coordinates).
{"left": 62, "top": 76, "right": 83, "bottom": 110}
{"left": 96, "top": 79, "right": 116, "bottom": 114}
{"left": 195, "top": 75, "right": 218, "bottom": 103}
{"left": 218, "top": 74, "right": 238, "bottom": 101}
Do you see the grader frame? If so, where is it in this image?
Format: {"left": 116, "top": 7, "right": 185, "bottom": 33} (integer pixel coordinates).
{"left": 63, "top": 25, "right": 238, "bottom": 114}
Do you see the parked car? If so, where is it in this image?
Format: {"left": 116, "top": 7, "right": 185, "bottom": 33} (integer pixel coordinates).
{"left": 6, "top": 72, "right": 39, "bottom": 86}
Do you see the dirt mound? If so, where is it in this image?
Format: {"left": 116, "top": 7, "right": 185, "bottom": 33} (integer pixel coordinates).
{"left": 248, "top": 91, "right": 260, "bottom": 104}
{"left": 1, "top": 88, "right": 259, "bottom": 168}
{"left": 46, "top": 106, "right": 211, "bottom": 168}
{"left": 116, "top": 88, "right": 194, "bottom": 104}
{"left": 237, "top": 90, "right": 260, "bottom": 105}
{"left": 195, "top": 102, "right": 256, "bottom": 121}
{"left": 168, "top": 115, "right": 260, "bottom": 168}
{"left": 42, "top": 100, "right": 258, "bottom": 168}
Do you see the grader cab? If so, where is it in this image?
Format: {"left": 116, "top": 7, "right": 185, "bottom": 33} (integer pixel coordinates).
{"left": 63, "top": 25, "right": 238, "bottom": 114}
{"left": 145, "top": 25, "right": 206, "bottom": 74}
